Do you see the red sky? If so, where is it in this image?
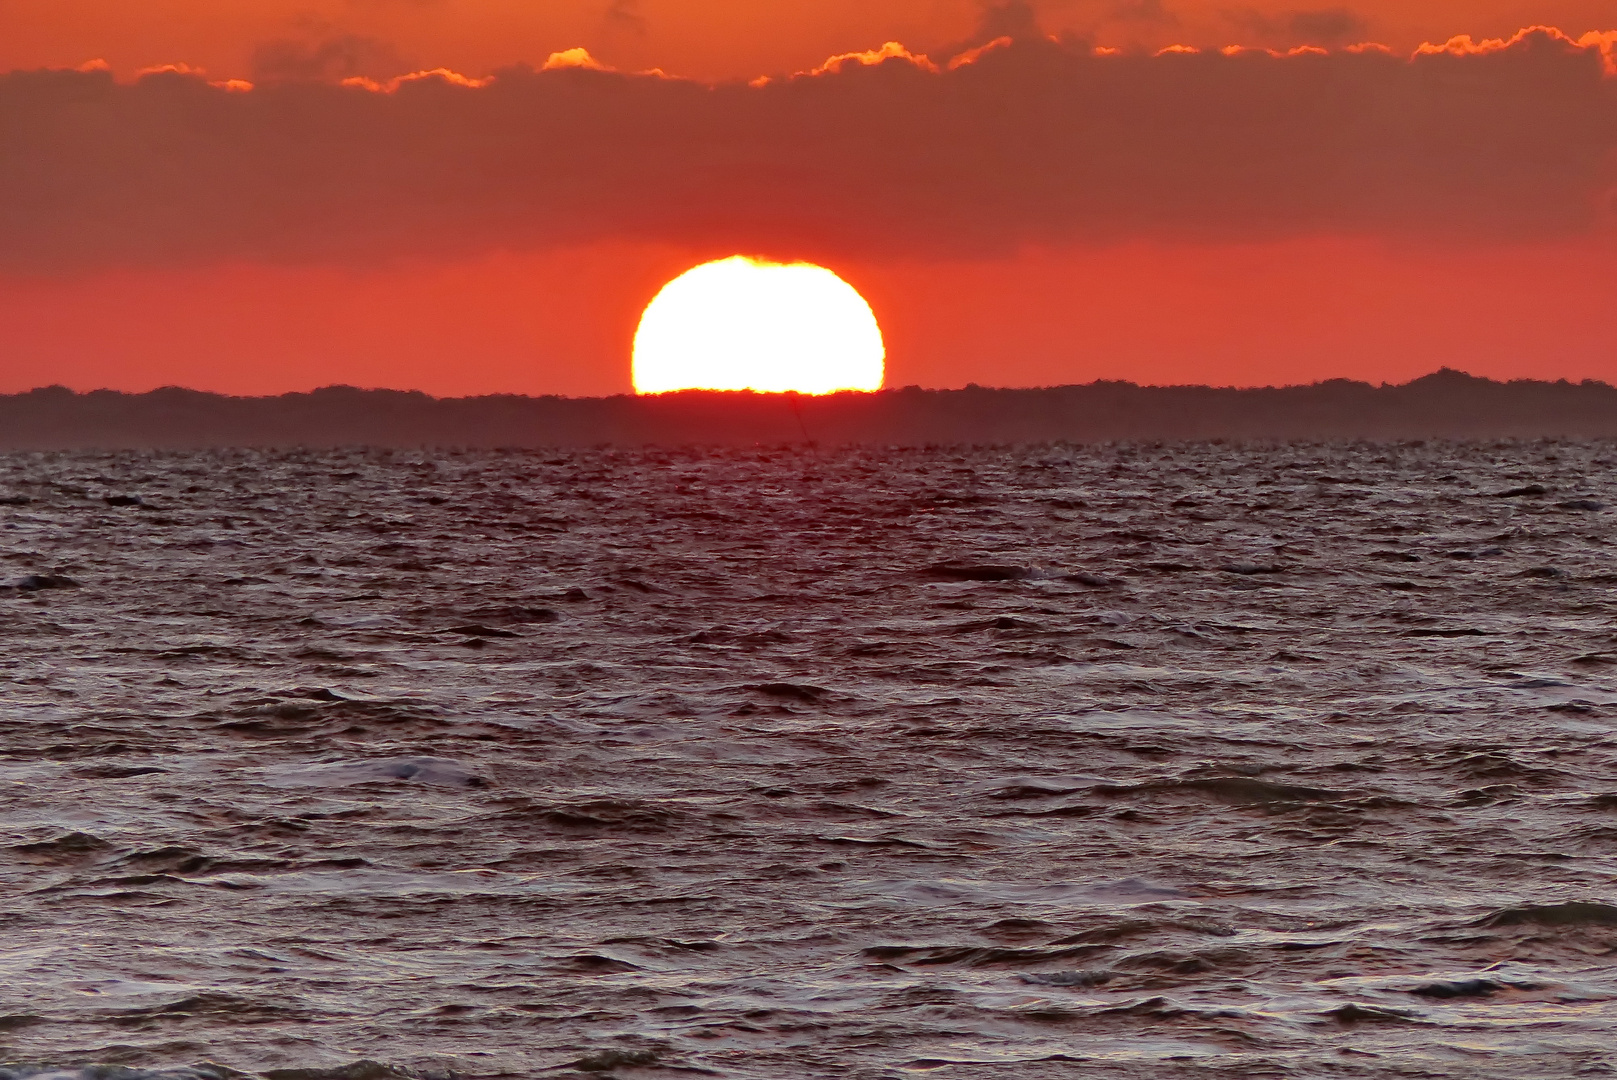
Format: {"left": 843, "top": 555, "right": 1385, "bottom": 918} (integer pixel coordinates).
{"left": 1, "top": 2, "right": 1614, "bottom": 396}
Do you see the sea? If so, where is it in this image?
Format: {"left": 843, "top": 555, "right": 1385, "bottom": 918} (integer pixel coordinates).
{"left": 2, "top": 442, "right": 1616, "bottom": 1079}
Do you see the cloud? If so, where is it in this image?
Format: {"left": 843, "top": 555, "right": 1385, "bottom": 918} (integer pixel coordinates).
{"left": 974, "top": 1, "right": 1046, "bottom": 43}
{"left": 1109, "top": 0, "right": 1177, "bottom": 26}
{"left": 1, "top": 27, "right": 1614, "bottom": 274}
{"left": 934, "top": 0, "right": 1050, "bottom": 59}
{"left": 1229, "top": 7, "right": 1371, "bottom": 47}
{"left": 604, "top": 0, "right": 648, "bottom": 37}
{"left": 1287, "top": 8, "right": 1369, "bottom": 43}
{"left": 250, "top": 34, "right": 409, "bottom": 82}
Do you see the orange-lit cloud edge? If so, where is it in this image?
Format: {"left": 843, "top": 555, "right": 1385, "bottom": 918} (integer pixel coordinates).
{"left": 59, "top": 25, "right": 1617, "bottom": 94}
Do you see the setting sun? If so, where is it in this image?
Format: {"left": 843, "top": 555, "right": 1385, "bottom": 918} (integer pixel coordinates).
{"left": 632, "top": 257, "right": 885, "bottom": 395}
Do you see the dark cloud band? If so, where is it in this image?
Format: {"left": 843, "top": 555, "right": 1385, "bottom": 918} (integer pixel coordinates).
{"left": 1, "top": 28, "right": 1613, "bottom": 273}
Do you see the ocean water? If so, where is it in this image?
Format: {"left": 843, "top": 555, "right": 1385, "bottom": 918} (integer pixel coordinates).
{"left": 2, "top": 442, "right": 1617, "bottom": 1079}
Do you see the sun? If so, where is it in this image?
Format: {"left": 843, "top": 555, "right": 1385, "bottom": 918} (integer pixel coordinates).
{"left": 632, "top": 257, "right": 885, "bottom": 395}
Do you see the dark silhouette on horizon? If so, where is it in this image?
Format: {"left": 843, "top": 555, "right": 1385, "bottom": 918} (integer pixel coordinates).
{"left": 5, "top": 370, "right": 1617, "bottom": 449}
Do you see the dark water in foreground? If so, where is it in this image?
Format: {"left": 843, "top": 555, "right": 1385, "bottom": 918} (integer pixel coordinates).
{"left": 4, "top": 443, "right": 1617, "bottom": 1079}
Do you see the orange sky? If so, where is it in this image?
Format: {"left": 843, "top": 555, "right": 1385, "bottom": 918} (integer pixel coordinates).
{"left": 4, "top": 238, "right": 1614, "bottom": 397}
{"left": 1, "top": 4, "right": 1615, "bottom": 396}
{"left": 5, "top": 0, "right": 1616, "bottom": 81}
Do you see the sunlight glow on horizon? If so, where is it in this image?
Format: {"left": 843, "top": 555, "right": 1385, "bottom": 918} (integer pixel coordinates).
{"left": 632, "top": 257, "right": 885, "bottom": 396}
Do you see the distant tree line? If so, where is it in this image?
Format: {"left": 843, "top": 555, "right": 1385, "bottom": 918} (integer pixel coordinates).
{"left": 4, "top": 370, "right": 1617, "bottom": 449}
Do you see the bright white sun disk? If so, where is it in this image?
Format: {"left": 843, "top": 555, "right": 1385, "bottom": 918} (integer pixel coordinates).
{"left": 632, "top": 257, "right": 885, "bottom": 395}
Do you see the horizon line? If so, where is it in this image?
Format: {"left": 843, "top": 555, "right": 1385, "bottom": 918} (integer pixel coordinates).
{"left": 8, "top": 368, "right": 1614, "bottom": 403}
